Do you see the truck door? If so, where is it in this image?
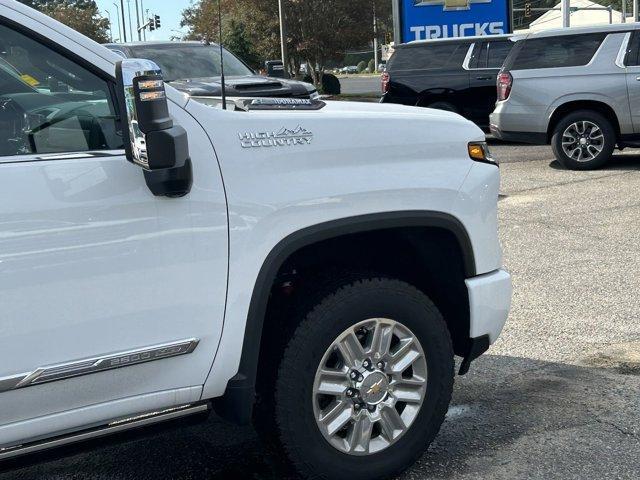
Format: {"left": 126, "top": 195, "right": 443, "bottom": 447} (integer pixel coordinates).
{"left": 0, "top": 19, "right": 228, "bottom": 444}
{"left": 623, "top": 32, "right": 640, "bottom": 132}
{"left": 467, "top": 40, "right": 514, "bottom": 129}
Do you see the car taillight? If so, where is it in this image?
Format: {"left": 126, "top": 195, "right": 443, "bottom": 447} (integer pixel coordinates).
{"left": 497, "top": 72, "right": 512, "bottom": 101}
{"left": 381, "top": 72, "right": 390, "bottom": 93}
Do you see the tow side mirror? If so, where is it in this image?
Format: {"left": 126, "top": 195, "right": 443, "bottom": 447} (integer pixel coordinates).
{"left": 116, "top": 59, "right": 192, "bottom": 197}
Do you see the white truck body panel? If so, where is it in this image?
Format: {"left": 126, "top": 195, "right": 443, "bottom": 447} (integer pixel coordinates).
{"left": 0, "top": 0, "right": 227, "bottom": 445}
{"left": 0, "top": 0, "right": 510, "bottom": 451}
{"left": 186, "top": 99, "right": 505, "bottom": 398}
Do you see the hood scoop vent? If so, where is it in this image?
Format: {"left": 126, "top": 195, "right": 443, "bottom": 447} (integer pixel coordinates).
{"left": 234, "top": 81, "right": 283, "bottom": 90}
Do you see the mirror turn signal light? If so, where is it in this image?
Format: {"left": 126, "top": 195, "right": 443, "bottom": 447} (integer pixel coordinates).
{"left": 138, "top": 79, "right": 164, "bottom": 90}
{"left": 468, "top": 142, "right": 498, "bottom": 166}
{"left": 139, "top": 90, "right": 166, "bottom": 102}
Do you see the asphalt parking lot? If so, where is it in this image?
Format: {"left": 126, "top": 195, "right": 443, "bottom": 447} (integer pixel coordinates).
{"left": 2, "top": 142, "right": 640, "bottom": 479}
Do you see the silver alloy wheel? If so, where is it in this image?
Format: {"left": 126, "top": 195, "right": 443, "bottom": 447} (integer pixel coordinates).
{"left": 312, "top": 318, "right": 428, "bottom": 456}
{"left": 561, "top": 121, "right": 604, "bottom": 162}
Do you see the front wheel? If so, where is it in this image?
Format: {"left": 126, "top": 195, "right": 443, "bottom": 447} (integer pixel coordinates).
{"left": 551, "top": 110, "right": 616, "bottom": 170}
{"left": 271, "top": 277, "right": 454, "bottom": 480}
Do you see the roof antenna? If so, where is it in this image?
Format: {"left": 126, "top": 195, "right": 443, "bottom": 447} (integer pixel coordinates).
{"left": 217, "top": 0, "right": 227, "bottom": 110}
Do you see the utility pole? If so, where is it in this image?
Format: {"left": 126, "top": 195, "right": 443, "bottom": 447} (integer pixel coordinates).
{"left": 141, "top": 0, "right": 146, "bottom": 40}
{"left": 278, "top": 0, "right": 289, "bottom": 78}
{"left": 373, "top": 2, "right": 379, "bottom": 73}
{"left": 127, "top": 0, "right": 134, "bottom": 42}
{"left": 622, "top": 0, "right": 627, "bottom": 22}
{"left": 105, "top": 10, "right": 113, "bottom": 42}
{"left": 113, "top": 3, "right": 122, "bottom": 42}
{"left": 119, "top": 0, "right": 127, "bottom": 42}
{"left": 392, "top": 0, "right": 401, "bottom": 45}
{"left": 634, "top": 0, "right": 638, "bottom": 21}
{"left": 144, "top": 9, "right": 149, "bottom": 40}
{"left": 134, "top": 0, "right": 141, "bottom": 41}
{"left": 561, "top": 0, "right": 570, "bottom": 27}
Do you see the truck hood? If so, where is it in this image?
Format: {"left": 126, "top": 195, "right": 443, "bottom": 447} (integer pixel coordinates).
{"left": 313, "top": 100, "right": 467, "bottom": 120}
{"left": 185, "top": 98, "right": 484, "bottom": 148}
{"left": 168, "top": 75, "right": 316, "bottom": 98}
{"left": 185, "top": 96, "right": 484, "bottom": 176}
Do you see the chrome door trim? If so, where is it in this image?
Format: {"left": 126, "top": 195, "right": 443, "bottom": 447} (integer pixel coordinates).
{"left": 616, "top": 32, "right": 632, "bottom": 69}
{"left": 462, "top": 43, "right": 477, "bottom": 70}
{"left": 0, "top": 338, "right": 200, "bottom": 393}
{"left": 0, "top": 150, "right": 126, "bottom": 165}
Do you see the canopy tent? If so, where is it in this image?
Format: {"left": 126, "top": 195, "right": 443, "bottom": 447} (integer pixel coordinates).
{"left": 516, "top": 0, "right": 625, "bottom": 33}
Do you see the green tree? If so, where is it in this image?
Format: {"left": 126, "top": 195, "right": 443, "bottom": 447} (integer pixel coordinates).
{"left": 181, "top": 0, "right": 393, "bottom": 85}
{"left": 224, "top": 20, "right": 262, "bottom": 69}
{"left": 18, "top": 0, "right": 110, "bottom": 43}
{"left": 181, "top": 0, "right": 281, "bottom": 61}
{"left": 367, "top": 58, "right": 375, "bottom": 73}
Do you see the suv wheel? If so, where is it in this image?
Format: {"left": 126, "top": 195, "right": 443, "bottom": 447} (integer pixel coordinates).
{"left": 270, "top": 277, "right": 454, "bottom": 480}
{"left": 551, "top": 110, "right": 615, "bottom": 170}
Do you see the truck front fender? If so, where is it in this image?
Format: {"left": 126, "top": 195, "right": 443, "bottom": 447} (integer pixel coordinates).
{"left": 211, "top": 210, "right": 475, "bottom": 424}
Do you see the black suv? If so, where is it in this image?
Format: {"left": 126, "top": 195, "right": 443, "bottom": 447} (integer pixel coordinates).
{"left": 382, "top": 35, "right": 514, "bottom": 129}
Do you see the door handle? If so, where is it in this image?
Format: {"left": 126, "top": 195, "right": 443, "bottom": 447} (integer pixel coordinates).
{"left": 636, "top": 76, "right": 640, "bottom": 81}
{"left": 476, "top": 76, "right": 492, "bottom": 81}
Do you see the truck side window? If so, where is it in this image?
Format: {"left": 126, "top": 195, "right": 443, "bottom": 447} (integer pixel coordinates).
{"left": 475, "top": 41, "right": 514, "bottom": 69}
{"left": 509, "top": 33, "right": 607, "bottom": 70}
{"left": 625, "top": 32, "right": 640, "bottom": 67}
{"left": 486, "top": 41, "right": 513, "bottom": 69}
{"left": 0, "top": 24, "right": 122, "bottom": 157}
{"left": 388, "top": 43, "right": 469, "bottom": 72}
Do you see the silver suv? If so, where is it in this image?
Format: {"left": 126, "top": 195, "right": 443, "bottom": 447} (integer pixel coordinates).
{"left": 490, "top": 24, "right": 640, "bottom": 170}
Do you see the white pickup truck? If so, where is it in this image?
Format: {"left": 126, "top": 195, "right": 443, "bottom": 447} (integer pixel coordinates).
{"left": 0, "top": 1, "right": 512, "bottom": 479}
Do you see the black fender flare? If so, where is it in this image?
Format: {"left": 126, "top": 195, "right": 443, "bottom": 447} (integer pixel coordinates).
{"left": 212, "top": 211, "right": 476, "bottom": 424}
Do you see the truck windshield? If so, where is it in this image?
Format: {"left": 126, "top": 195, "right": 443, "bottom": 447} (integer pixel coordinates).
{"left": 128, "top": 44, "right": 254, "bottom": 82}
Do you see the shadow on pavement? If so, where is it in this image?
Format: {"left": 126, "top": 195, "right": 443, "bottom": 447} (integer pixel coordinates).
{"left": 549, "top": 153, "right": 640, "bottom": 171}
{"left": 1, "top": 355, "right": 638, "bottom": 480}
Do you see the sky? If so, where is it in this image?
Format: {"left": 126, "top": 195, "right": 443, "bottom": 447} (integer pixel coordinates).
{"left": 96, "top": 0, "right": 193, "bottom": 42}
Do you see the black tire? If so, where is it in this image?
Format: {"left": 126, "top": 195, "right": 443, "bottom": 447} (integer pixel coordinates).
{"left": 425, "top": 101, "right": 458, "bottom": 113}
{"left": 551, "top": 110, "right": 616, "bottom": 170}
{"left": 271, "top": 277, "right": 454, "bottom": 480}
{"left": 322, "top": 73, "right": 341, "bottom": 95}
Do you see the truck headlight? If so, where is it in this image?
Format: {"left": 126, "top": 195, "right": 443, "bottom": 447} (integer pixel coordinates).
{"left": 468, "top": 142, "right": 498, "bottom": 166}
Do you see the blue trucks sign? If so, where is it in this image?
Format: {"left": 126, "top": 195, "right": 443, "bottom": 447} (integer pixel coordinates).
{"left": 401, "top": 0, "right": 511, "bottom": 42}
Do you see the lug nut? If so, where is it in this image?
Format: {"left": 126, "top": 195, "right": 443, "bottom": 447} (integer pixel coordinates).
{"left": 368, "top": 405, "right": 376, "bottom": 412}
{"left": 376, "top": 361, "right": 385, "bottom": 370}
{"left": 354, "top": 404, "right": 362, "bottom": 411}
{"left": 362, "top": 359, "right": 372, "bottom": 369}
{"left": 346, "top": 388, "right": 357, "bottom": 398}
{"left": 350, "top": 370, "right": 359, "bottom": 380}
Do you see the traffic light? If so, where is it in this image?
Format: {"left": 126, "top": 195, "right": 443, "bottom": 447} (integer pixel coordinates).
{"left": 154, "top": 15, "right": 161, "bottom": 30}
{"left": 149, "top": 16, "right": 155, "bottom": 31}
{"left": 525, "top": 2, "right": 532, "bottom": 17}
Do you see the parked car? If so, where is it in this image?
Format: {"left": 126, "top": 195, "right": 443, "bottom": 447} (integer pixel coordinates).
{"left": 491, "top": 24, "right": 640, "bottom": 170}
{"left": 381, "top": 35, "right": 514, "bottom": 130}
{"left": 106, "top": 41, "right": 318, "bottom": 101}
{"left": 342, "top": 65, "right": 359, "bottom": 74}
{"left": 0, "top": 2, "right": 512, "bottom": 479}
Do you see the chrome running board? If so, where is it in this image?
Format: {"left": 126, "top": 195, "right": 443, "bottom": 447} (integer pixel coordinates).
{"left": 0, "top": 403, "right": 210, "bottom": 461}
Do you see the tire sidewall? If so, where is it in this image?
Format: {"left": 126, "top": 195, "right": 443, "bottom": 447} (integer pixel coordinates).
{"left": 551, "top": 110, "right": 615, "bottom": 170}
{"left": 275, "top": 280, "right": 454, "bottom": 480}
